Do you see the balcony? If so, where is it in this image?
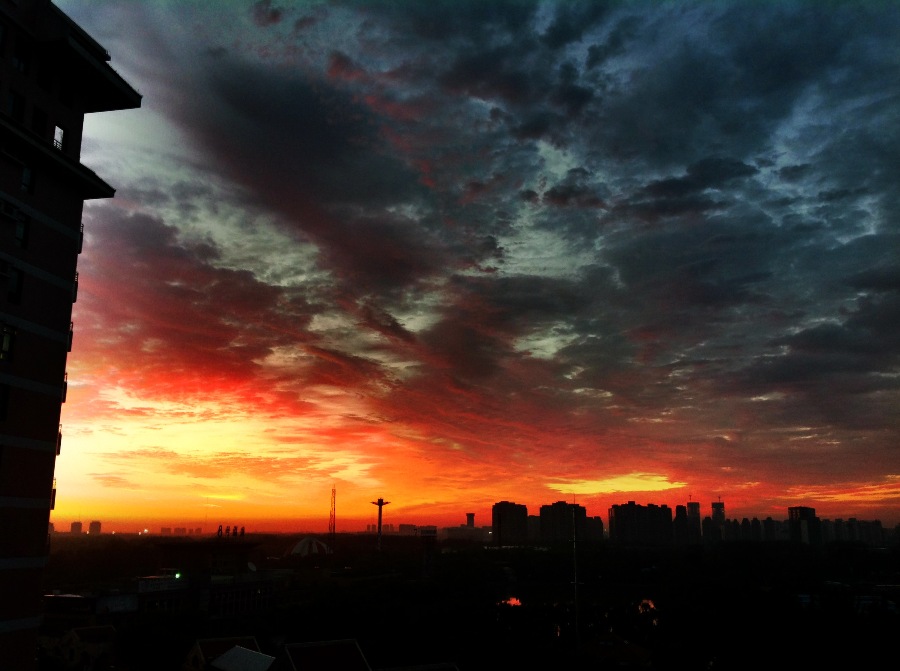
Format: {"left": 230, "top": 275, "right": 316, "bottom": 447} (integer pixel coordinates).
{"left": 53, "top": 126, "right": 65, "bottom": 152}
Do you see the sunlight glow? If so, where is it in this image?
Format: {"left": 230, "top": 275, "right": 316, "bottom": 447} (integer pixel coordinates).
{"left": 547, "top": 473, "right": 687, "bottom": 495}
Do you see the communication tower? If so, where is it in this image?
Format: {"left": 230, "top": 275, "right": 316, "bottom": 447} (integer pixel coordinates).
{"left": 371, "top": 497, "right": 390, "bottom": 551}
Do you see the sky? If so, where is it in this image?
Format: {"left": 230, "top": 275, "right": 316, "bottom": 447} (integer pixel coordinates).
{"left": 50, "top": 0, "right": 900, "bottom": 534}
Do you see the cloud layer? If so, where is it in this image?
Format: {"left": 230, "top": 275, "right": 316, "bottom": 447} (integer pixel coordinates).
{"left": 55, "top": 0, "right": 900, "bottom": 530}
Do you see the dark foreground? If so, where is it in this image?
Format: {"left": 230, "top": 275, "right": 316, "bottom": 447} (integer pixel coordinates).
{"left": 39, "top": 532, "right": 900, "bottom": 670}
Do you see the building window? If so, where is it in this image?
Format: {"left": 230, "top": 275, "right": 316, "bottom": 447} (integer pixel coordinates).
{"left": 10, "top": 267, "right": 23, "bottom": 303}
{"left": 20, "top": 165, "right": 34, "bottom": 193}
{"left": 0, "top": 200, "right": 27, "bottom": 247}
{"left": 12, "top": 40, "right": 30, "bottom": 74}
{"left": 0, "top": 199, "right": 17, "bottom": 219}
{"left": 53, "top": 125, "right": 65, "bottom": 150}
{"left": 1, "top": 262, "right": 23, "bottom": 303}
{"left": 14, "top": 217, "right": 28, "bottom": 247}
{"left": 60, "top": 82, "right": 74, "bottom": 107}
{"left": 37, "top": 59, "right": 53, "bottom": 90}
{"left": 31, "top": 107, "right": 47, "bottom": 137}
{"left": 0, "top": 325, "right": 13, "bottom": 361}
{"left": 6, "top": 90, "right": 24, "bottom": 122}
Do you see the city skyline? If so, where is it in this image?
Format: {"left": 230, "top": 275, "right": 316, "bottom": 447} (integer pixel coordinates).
{"left": 51, "top": 0, "right": 900, "bottom": 534}
{"left": 50, "top": 494, "right": 892, "bottom": 538}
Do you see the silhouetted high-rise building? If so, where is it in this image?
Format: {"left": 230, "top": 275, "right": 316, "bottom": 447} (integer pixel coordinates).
{"left": 711, "top": 500, "right": 725, "bottom": 526}
{"left": 88, "top": 520, "right": 101, "bottom": 535}
{"left": 686, "top": 500, "right": 702, "bottom": 544}
{"left": 675, "top": 501, "right": 703, "bottom": 546}
{"left": 0, "top": 2, "right": 140, "bottom": 667}
{"left": 491, "top": 500, "right": 528, "bottom": 546}
{"left": 608, "top": 501, "right": 673, "bottom": 546}
{"left": 673, "top": 505, "right": 688, "bottom": 546}
{"left": 788, "top": 506, "right": 822, "bottom": 546}
{"left": 705, "top": 499, "right": 726, "bottom": 543}
{"left": 539, "top": 500, "right": 586, "bottom": 543}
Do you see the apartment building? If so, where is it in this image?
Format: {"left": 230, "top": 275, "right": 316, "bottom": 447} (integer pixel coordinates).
{"left": 0, "top": 1, "right": 139, "bottom": 667}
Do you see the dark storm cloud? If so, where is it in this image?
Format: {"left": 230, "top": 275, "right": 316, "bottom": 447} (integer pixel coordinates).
{"left": 585, "top": 15, "right": 640, "bottom": 69}
{"left": 376, "top": 0, "right": 536, "bottom": 43}
{"left": 155, "top": 1, "right": 895, "bottom": 360}
{"left": 543, "top": 167, "right": 606, "bottom": 208}
{"left": 77, "top": 207, "right": 326, "bottom": 390}
{"left": 252, "top": 0, "right": 284, "bottom": 27}
{"left": 541, "top": 1, "right": 612, "bottom": 49}
{"left": 310, "top": 208, "right": 451, "bottom": 294}
{"left": 194, "top": 58, "right": 416, "bottom": 208}
{"left": 583, "top": 3, "right": 896, "bottom": 171}
{"left": 163, "top": 52, "right": 462, "bottom": 296}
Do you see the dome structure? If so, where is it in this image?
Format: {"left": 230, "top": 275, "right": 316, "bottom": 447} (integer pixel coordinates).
{"left": 287, "top": 537, "right": 332, "bottom": 557}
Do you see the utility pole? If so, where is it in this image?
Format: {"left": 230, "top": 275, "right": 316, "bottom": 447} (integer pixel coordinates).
{"left": 371, "top": 498, "right": 390, "bottom": 552}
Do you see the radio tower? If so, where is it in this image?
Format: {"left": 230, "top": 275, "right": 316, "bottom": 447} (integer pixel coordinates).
{"left": 329, "top": 485, "right": 336, "bottom": 548}
{"left": 371, "top": 497, "right": 390, "bottom": 552}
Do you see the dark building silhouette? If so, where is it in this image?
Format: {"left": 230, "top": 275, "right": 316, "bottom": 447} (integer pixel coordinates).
{"left": 491, "top": 500, "right": 528, "bottom": 546}
{"left": 526, "top": 513, "right": 541, "bottom": 541}
{"left": 788, "top": 505, "right": 822, "bottom": 546}
{"left": 711, "top": 499, "right": 725, "bottom": 525}
{"left": 608, "top": 501, "right": 673, "bottom": 546}
{"left": 0, "top": 2, "right": 140, "bottom": 668}
{"left": 673, "top": 504, "right": 688, "bottom": 546}
{"left": 539, "top": 500, "right": 585, "bottom": 543}
{"left": 686, "top": 500, "right": 702, "bottom": 543}
{"left": 584, "top": 514, "right": 604, "bottom": 541}
{"left": 537, "top": 500, "right": 604, "bottom": 544}
{"left": 821, "top": 517, "right": 885, "bottom": 546}
{"left": 749, "top": 516, "right": 762, "bottom": 541}
{"left": 701, "top": 500, "right": 726, "bottom": 543}
{"left": 763, "top": 515, "right": 778, "bottom": 541}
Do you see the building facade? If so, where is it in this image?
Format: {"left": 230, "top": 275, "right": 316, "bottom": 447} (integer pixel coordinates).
{"left": 608, "top": 501, "right": 674, "bottom": 546}
{"left": 788, "top": 506, "right": 822, "bottom": 546}
{"left": 539, "top": 500, "right": 584, "bottom": 543}
{"left": 491, "top": 500, "right": 528, "bottom": 546}
{"left": 0, "top": 2, "right": 139, "bottom": 667}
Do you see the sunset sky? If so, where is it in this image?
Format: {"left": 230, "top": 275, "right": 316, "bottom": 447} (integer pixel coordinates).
{"left": 51, "top": 0, "right": 900, "bottom": 534}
